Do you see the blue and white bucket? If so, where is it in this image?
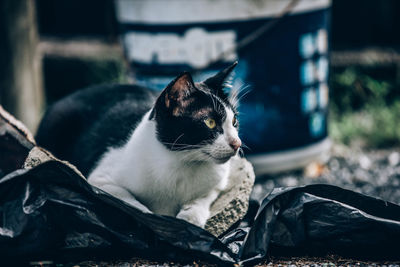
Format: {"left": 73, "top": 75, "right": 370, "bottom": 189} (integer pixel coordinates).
{"left": 115, "top": 0, "right": 331, "bottom": 175}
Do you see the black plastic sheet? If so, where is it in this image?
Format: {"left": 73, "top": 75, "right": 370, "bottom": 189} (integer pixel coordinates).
{"left": 1, "top": 159, "right": 400, "bottom": 266}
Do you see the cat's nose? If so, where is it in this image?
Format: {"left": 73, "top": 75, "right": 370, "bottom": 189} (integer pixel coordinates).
{"left": 229, "top": 138, "right": 241, "bottom": 152}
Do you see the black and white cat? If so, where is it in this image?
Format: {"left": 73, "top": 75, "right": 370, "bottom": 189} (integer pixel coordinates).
{"left": 36, "top": 62, "right": 241, "bottom": 228}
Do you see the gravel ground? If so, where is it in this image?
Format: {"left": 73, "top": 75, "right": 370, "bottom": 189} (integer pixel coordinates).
{"left": 253, "top": 144, "right": 400, "bottom": 205}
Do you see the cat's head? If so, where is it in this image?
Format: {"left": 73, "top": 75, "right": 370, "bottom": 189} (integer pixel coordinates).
{"left": 151, "top": 62, "right": 241, "bottom": 164}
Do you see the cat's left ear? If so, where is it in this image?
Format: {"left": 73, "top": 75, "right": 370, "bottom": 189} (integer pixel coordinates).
{"left": 203, "top": 61, "right": 238, "bottom": 98}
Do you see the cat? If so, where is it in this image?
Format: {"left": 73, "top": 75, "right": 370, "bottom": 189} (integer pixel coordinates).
{"left": 35, "top": 62, "right": 241, "bottom": 228}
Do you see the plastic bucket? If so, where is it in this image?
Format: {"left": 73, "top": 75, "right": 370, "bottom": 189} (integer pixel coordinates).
{"left": 115, "top": 0, "right": 331, "bottom": 175}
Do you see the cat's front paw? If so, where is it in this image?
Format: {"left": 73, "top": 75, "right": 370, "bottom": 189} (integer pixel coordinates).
{"left": 176, "top": 206, "right": 209, "bottom": 228}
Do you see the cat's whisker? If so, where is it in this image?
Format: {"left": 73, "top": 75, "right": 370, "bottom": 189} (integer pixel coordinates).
{"left": 210, "top": 93, "right": 217, "bottom": 110}
{"left": 231, "top": 84, "right": 250, "bottom": 105}
{"left": 161, "top": 142, "right": 204, "bottom": 151}
{"left": 175, "top": 146, "right": 203, "bottom": 152}
{"left": 171, "top": 133, "right": 185, "bottom": 150}
{"left": 241, "top": 145, "right": 248, "bottom": 150}
{"left": 162, "top": 143, "right": 203, "bottom": 147}
{"left": 232, "top": 85, "right": 251, "bottom": 107}
{"left": 240, "top": 142, "right": 250, "bottom": 150}
{"left": 229, "top": 84, "right": 244, "bottom": 108}
{"left": 229, "top": 90, "right": 240, "bottom": 108}
{"left": 238, "top": 83, "right": 251, "bottom": 93}
{"left": 207, "top": 93, "right": 217, "bottom": 109}
{"left": 218, "top": 102, "right": 225, "bottom": 114}
{"left": 161, "top": 141, "right": 202, "bottom": 147}
{"left": 179, "top": 149, "right": 209, "bottom": 162}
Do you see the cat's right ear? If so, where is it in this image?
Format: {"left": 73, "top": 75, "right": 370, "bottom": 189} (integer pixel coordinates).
{"left": 163, "top": 72, "right": 196, "bottom": 116}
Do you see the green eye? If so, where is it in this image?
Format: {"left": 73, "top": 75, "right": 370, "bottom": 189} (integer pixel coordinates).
{"left": 204, "top": 118, "right": 216, "bottom": 129}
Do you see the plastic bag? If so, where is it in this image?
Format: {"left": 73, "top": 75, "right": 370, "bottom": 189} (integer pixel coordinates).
{"left": 1, "top": 160, "right": 400, "bottom": 266}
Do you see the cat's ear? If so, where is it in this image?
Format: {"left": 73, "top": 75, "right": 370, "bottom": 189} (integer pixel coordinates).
{"left": 164, "top": 72, "right": 196, "bottom": 116}
{"left": 203, "top": 61, "right": 237, "bottom": 98}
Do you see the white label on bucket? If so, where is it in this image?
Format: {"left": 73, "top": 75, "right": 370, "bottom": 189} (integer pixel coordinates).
{"left": 123, "top": 28, "right": 237, "bottom": 68}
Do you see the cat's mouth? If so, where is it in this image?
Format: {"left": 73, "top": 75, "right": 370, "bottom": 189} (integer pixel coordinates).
{"left": 203, "top": 151, "right": 234, "bottom": 164}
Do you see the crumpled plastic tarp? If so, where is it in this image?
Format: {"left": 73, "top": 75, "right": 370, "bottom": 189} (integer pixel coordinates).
{"left": 1, "top": 109, "right": 400, "bottom": 266}
{"left": 1, "top": 160, "right": 400, "bottom": 266}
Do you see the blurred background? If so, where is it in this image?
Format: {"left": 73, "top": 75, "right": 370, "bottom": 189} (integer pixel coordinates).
{"left": 1, "top": 0, "right": 399, "bottom": 165}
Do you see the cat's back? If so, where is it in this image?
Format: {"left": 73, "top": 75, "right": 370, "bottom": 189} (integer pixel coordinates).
{"left": 36, "top": 83, "right": 157, "bottom": 176}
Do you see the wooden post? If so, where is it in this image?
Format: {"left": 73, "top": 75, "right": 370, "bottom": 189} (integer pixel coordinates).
{"left": 0, "top": 0, "right": 44, "bottom": 132}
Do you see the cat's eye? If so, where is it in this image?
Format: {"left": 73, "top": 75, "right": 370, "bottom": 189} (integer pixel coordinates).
{"left": 232, "top": 116, "right": 238, "bottom": 127}
{"left": 204, "top": 118, "right": 216, "bottom": 129}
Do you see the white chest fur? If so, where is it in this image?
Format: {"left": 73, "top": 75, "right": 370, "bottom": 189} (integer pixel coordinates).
{"left": 88, "top": 111, "right": 230, "bottom": 225}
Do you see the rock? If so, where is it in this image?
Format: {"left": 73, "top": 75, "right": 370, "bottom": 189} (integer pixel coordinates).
{"left": 280, "top": 176, "right": 299, "bottom": 187}
{"left": 205, "top": 155, "right": 255, "bottom": 236}
{"left": 23, "top": 146, "right": 54, "bottom": 169}
{"left": 388, "top": 152, "right": 400, "bottom": 166}
{"left": 304, "top": 161, "right": 326, "bottom": 178}
{"left": 328, "top": 158, "right": 340, "bottom": 171}
{"left": 359, "top": 155, "right": 372, "bottom": 170}
{"left": 352, "top": 169, "right": 370, "bottom": 185}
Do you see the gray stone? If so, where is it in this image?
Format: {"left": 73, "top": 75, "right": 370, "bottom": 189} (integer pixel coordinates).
{"left": 388, "top": 152, "right": 400, "bottom": 166}
{"left": 24, "top": 146, "right": 86, "bottom": 179}
{"left": 359, "top": 155, "right": 372, "bottom": 169}
{"left": 24, "top": 146, "right": 54, "bottom": 169}
{"left": 205, "top": 155, "right": 255, "bottom": 236}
